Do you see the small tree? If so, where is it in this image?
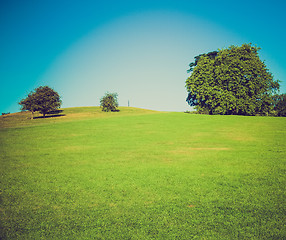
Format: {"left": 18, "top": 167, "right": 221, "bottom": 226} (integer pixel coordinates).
{"left": 19, "top": 86, "right": 61, "bottom": 118}
{"left": 100, "top": 92, "right": 119, "bottom": 112}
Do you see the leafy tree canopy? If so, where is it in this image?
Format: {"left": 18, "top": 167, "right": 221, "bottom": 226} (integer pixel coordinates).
{"left": 19, "top": 86, "right": 61, "bottom": 118}
{"left": 100, "top": 92, "right": 119, "bottom": 112}
{"left": 272, "top": 93, "right": 286, "bottom": 117}
{"left": 187, "top": 51, "right": 218, "bottom": 72}
{"left": 186, "top": 44, "right": 280, "bottom": 115}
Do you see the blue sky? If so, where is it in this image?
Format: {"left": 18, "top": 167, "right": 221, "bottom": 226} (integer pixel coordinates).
{"left": 1, "top": 0, "right": 286, "bottom": 113}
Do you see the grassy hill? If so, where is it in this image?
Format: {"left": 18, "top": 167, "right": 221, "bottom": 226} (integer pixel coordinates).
{"left": 0, "top": 107, "right": 285, "bottom": 239}
{"left": 0, "top": 107, "right": 160, "bottom": 128}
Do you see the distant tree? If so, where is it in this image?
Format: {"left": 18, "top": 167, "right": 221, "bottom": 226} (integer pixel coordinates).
{"left": 186, "top": 44, "right": 280, "bottom": 115}
{"left": 272, "top": 93, "right": 286, "bottom": 117}
{"left": 100, "top": 92, "right": 119, "bottom": 112}
{"left": 19, "top": 86, "right": 61, "bottom": 118}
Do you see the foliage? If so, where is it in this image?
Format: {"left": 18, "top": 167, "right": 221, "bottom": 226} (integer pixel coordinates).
{"left": 187, "top": 51, "right": 218, "bottom": 72}
{"left": 19, "top": 92, "right": 37, "bottom": 118}
{"left": 186, "top": 44, "right": 280, "bottom": 115}
{"left": 100, "top": 92, "right": 119, "bottom": 112}
{"left": 272, "top": 93, "right": 286, "bottom": 116}
{"left": 19, "top": 86, "right": 61, "bottom": 118}
{"left": 2, "top": 112, "right": 10, "bottom": 115}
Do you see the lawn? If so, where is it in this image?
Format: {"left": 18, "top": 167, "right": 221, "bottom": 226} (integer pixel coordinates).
{"left": 0, "top": 107, "right": 285, "bottom": 239}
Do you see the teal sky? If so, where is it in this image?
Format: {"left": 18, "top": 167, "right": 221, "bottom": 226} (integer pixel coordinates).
{"left": 1, "top": 0, "right": 286, "bottom": 113}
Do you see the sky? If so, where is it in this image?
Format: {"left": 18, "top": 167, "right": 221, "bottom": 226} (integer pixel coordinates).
{"left": 1, "top": 0, "right": 286, "bottom": 113}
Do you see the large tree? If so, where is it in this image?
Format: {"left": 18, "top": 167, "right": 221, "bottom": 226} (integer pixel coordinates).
{"left": 186, "top": 44, "right": 280, "bottom": 115}
{"left": 19, "top": 86, "right": 61, "bottom": 118}
{"left": 100, "top": 92, "right": 119, "bottom": 112}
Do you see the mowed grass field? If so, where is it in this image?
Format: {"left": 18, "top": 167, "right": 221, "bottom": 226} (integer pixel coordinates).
{"left": 0, "top": 107, "right": 285, "bottom": 239}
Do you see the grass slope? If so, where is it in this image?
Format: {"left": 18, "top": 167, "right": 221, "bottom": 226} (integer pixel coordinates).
{"left": 0, "top": 107, "right": 285, "bottom": 239}
{"left": 0, "top": 107, "right": 159, "bottom": 128}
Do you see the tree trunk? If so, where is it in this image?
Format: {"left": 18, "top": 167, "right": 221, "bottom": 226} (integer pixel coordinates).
{"left": 31, "top": 111, "right": 34, "bottom": 119}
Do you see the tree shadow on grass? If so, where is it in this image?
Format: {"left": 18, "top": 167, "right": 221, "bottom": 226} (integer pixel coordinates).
{"left": 34, "top": 114, "right": 66, "bottom": 119}
{"left": 49, "top": 110, "right": 64, "bottom": 114}
{"left": 34, "top": 110, "right": 66, "bottom": 119}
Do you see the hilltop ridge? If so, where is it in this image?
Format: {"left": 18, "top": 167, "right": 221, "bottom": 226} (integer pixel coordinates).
{"left": 0, "top": 106, "right": 163, "bottom": 128}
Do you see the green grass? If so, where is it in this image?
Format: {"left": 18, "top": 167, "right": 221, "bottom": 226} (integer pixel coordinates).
{"left": 0, "top": 107, "right": 285, "bottom": 239}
